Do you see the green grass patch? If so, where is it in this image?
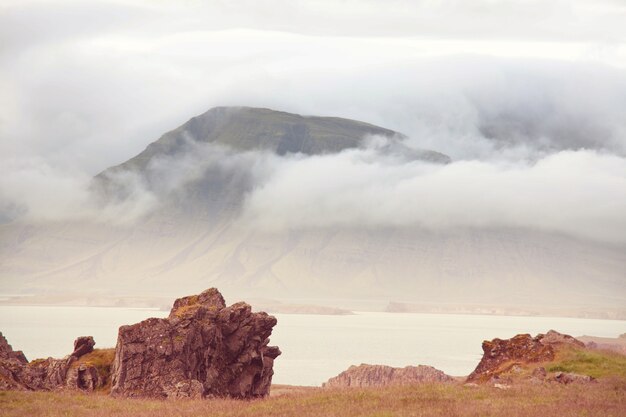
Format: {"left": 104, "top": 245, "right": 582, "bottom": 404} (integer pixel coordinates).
{"left": 547, "top": 349, "right": 626, "bottom": 379}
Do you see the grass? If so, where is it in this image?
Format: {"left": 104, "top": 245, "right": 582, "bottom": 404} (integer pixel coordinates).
{"left": 1, "top": 381, "right": 625, "bottom": 417}
{"left": 547, "top": 348, "right": 626, "bottom": 379}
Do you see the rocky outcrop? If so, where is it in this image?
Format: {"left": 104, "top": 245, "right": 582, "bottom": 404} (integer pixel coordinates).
{"left": 0, "top": 332, "right": 102, "bottom": 391}
{"left": 0, "top": 333, "right": 28, "bottom": 364}
{"left": 0, "top": 332, "right": 28, "bottom": 390}
{"left": 323, "top": 364, "right": 453, "bottom": 388}
{"left": 467, "top": 330, "right": 585, "bottom": 383}
{"left": 110, "top": 288, "right": 280, "bottom": 399}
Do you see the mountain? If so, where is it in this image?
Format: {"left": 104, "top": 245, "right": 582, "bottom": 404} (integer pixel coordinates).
{"left": 106, "top": 106, "right": 447, "bottom": 162}
{"left": 99, "top": 106, "right": 449, "bottom": 178}
{"left": 92, "top": 106, "right": 450, "bottom": 219}
{"left": 0, "top": 107, "right": 624, "bottom": 314}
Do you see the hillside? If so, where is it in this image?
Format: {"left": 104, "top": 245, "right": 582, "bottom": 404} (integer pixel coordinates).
{"left": 0, "top": 107, "right": 624, "bottom": 312}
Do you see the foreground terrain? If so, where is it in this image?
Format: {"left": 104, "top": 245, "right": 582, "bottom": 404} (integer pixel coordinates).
{"left": 1, "top": 381, "right": 625, "bottom": 417}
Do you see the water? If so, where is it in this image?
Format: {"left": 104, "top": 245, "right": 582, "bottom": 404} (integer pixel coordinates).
{"left": 1, "top": 306, "right": 624, "bottom": 386}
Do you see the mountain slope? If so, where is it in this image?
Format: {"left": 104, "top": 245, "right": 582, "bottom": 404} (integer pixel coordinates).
{"left": 92, "top": 106, "right": 450, "bottom": 219}
{"left": 0, "top": 107, "right": 624, "bottom": 313}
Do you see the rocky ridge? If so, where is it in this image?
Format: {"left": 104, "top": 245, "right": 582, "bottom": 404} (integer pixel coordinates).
{"left": 323, "top": 364, "right": 453, "bottom": 388}
{"left": 0, "top": 288, "right": 280, "bottom": 398}
{"left": 467, "top": 330, "right": 588, "bottom": 384}
{"left": 0, "top": 333, "right": 101, "bottom": 391}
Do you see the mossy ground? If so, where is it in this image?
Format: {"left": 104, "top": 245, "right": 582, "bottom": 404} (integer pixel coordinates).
{"left": 485, "top": 346, "right": 626, "bottom": 383}
{"left": 547, "top": 348, "right": 626, "bottom": 379}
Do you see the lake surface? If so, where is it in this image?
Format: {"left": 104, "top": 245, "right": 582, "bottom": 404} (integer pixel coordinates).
{"left": 1, "top": 306, "right": 624, "bottom": 386}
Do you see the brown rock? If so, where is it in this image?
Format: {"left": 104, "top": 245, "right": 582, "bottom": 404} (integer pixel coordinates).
{"left": 323, "top": 364, "right": 453, "bottom": 388}
{"left": 554, "top": 372, "right": 595, "bottom": 384}
{"left": 0, "top": 334, "right": 102, "bottom": 392}
{"left": 71, "top": 336, "right": 95, "bottom": 359}
{"left": 66, "top": 364, "right": 100, "bottom": 390}
{"left": 467, "top": 330, "right": 583, "bottom": 383}
{"left": 532, "top": 366, "right": 547, "bottom": 379}
{"left": 110, "top": 287, "right": 280, "bottom": 399}
{"left": 0, "top": 332, "right": 27, "bottom": 364}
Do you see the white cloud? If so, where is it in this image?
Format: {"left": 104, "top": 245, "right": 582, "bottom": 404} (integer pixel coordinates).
{"left": 240, "top": 145, "right": 626, "bottom": 244}
{"left": 1, "top": 0, "right": 625, "bottom": 245}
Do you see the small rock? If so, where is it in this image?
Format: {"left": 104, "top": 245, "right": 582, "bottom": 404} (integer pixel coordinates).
{"left": 71, "top": 336, "right": 95, "bottom": 359}
{"left": 554, "top": 372, "right": 595, "bottom": 384}
{"left": 532, "top": 367, "right": 547, "bottom": 379}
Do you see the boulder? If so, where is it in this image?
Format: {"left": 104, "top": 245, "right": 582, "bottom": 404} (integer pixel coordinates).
{"left": 323, "top": 364, "right": 453, "bottom": 388}
{"left": 110, "top": 287, "right": 280, "bottom": 399}
{"left": 467, "top": 330, "right": 584, "bottom": 383}
{"left": 554, "top": 372, "right": 595, "bottom": 384}
{"left": 71, "top": 336, "right": 95, "bottom": 359}
{"left": 530, "top": 366, "right": 547, "bottom": 383}
{"left": 66, "top": 364, "right": 100, "bottom": 390}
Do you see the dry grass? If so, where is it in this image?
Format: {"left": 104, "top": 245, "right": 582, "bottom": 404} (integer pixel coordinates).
{"left": 1, "top": 380, "right": 625, "bottom": 417}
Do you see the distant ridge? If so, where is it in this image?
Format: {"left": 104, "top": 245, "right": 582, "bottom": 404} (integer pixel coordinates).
{"left": 98, "top": 106, "right": 450, "bottom": 178}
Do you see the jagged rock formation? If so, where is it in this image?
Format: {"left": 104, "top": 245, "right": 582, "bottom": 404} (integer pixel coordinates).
{"left": 467, "top": 330, "right": 585, "bottom": 383}
{"left": 323, "top": 364, "right": 453, "bottom": 388}
{"left": 0, "top": 332, "right": 28, "bottom": 390}
{"left": 110, "top": 287, "right": 280, "bottom": 399}
{"left": 71, "top": 336, "right": 95, "bottom": 358}
{"left": 0, "top": 333, "right": 102, "bottom": 391}
{"left": 0, "top": 333, "right": 27, "bottom": 364}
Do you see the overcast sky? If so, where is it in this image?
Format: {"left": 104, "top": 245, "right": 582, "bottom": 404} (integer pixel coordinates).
{"left": 1, "top": 0, "right": 625, "bottom": 242}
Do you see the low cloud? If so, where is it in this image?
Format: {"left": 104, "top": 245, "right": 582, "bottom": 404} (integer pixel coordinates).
{"left": 1, "top": 1, "right": 625, "bottom": 246}
{"left": 240, "top": 144, "right": 626, "bottom": 244}
{"left": 1, "top": 132, "right": 625, "bottom": 245}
